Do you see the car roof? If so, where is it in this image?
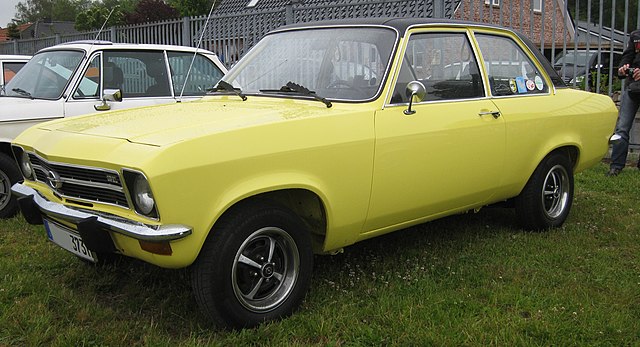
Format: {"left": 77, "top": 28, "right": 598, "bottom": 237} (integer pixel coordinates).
{"left": 36, "top": 41, "right": 218, "bottom": 56}
{"left": 274, "top": 17, "right": 512, "bottom": 37}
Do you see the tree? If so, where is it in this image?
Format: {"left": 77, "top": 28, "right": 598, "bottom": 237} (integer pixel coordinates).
{"left": 14, "top": 0, "right": 90, "bottom": 24}
{"left": 124, "top": 0, "right": 180, "bottom": 24}
{"left": 6, "top": 23, "right": 21, "bottom": 40}
{"left": 74, "top": 0, "right": 138, "bottom": 31}
{"left": 168, "top": 0, "right": 218, "bottom": 17}
{"left": 75, "top": 6, "right": 124, "bottom": 31}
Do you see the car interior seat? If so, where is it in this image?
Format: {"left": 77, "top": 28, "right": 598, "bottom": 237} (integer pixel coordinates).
{"left": 145, "top": 59, "right": 171, "bottom": 96}
{"left": 103, "top": 62, "right": 124, "bottom": 91}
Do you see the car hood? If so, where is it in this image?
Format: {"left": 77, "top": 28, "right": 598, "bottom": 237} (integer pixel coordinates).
{"left": 37, "top": 96, "right": 339, "bottom": 146}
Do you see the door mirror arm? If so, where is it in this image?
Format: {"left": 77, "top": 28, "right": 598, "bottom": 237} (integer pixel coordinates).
{"left": 94, "top": 89, "right": 123, "bottom": 111}
{"left": 404, "top": 81, "right": 426, "bottom": 115}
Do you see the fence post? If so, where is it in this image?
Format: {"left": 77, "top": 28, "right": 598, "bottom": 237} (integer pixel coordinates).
{"left": 285, "top": 3, "right": 294, "bottom": 24}
{"left": 182, "top": 16, "right": 191, "bottom": 46}
{"left": 110, "top": 27, "right": 117, "bottom": 42}
{"left": 433, "top": 0, "right": 444, "bottom": 18}
{"left": 13, "top": 40, "right": 18, "bottom": 55}
{"left": 55, "top": 34, "right": 61, "bottom": 45}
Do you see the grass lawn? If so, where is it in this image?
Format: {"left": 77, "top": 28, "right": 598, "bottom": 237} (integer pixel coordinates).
{"left": 1, "top": 162, "right": 639, "bottom": 346}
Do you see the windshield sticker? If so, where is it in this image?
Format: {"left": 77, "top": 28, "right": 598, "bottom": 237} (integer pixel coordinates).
{"left": 526, "top": 79, "right": 536, "bottom": 91}
{"left": 535, "top": 76, "right": 544, "bottom": 91}
{"left": 515, "top": 76, "right": 527, "bottom": 93}
{"left": 509, "top": 79, "right": 517, "bottom": 94}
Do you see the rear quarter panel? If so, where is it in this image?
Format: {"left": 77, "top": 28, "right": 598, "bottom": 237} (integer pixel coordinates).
{"left": 492, "top": 88, "right": 617, "bottom": 199}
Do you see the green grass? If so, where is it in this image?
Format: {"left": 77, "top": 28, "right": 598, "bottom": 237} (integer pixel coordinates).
{"left": 1, "top": 163, "right": 639, "bottom": 346}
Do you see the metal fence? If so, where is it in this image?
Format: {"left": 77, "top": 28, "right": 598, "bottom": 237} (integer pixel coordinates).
{"left": 1, "top": 0, "right": 638, "bottom": 95}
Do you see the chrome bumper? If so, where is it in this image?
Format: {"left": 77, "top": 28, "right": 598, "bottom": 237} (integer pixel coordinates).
{"left": 11, "top": 183, "right": 192, "bottom": 242}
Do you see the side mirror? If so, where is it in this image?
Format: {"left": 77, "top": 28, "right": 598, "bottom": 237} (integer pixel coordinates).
{"left": 94, "top": 89, "right": 123, "bottom": 111}
{"left": 404, "top": 81, "right": 426, "bottom": 115}
{"left": 103, "top": 89, "right": 123, "bottom": 102}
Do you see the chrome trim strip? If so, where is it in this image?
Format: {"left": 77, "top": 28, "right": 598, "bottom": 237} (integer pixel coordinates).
{"left": 56, "top": 177, "right": 123, "bottom": 192}
{"left": 12, "top": 183, "right": 191, "bottom": 241}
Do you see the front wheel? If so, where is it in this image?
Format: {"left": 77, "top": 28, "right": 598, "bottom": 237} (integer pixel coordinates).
{"left": 191, "top": 200, "right": 313, "bottom": 329}
{"left": 515, "top": 152, "right": 574, "bottom": 230}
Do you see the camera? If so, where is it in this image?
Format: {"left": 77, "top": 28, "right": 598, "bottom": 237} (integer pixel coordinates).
{"left": 626, "top": 67, "right": 637, "bottom": 75}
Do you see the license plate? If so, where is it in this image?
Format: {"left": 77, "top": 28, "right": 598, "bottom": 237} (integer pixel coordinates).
{"left": 44, "top": 219, "right": 96, "bottom": 262}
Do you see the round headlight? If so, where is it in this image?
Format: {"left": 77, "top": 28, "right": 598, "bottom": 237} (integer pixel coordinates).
{"left": 133, "top": 175, "right": 155, "bottom": 216}
{"left": 19, "top": 151, "right": 33, "bottom": 179}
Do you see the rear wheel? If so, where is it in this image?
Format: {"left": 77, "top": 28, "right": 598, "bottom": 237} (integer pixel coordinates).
{"left": 191, "top": 200, "right": 313, "bottom": 328}
{"left": 0, "top": 153, "right": 21, "bottom": 219}
{"left": 515, "top": 152, "right": 574, "bottom": 230}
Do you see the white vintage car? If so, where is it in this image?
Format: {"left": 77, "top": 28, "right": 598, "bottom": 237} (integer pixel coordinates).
{"left": 0, "top": 41, "right": 226, "bottom": 217}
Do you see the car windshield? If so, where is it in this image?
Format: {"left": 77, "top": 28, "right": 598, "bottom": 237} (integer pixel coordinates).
{"left": 222, "top": 27, "right": 397, "bottom": 101}
{"left": 553, "top": 51, "right": 593, "bottom": 67}
{"left": 2, "top": 50, "right": 84, "bottom": 99}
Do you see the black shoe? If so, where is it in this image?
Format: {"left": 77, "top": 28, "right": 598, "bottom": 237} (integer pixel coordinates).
{"left": 606, "top": 168, "right": 622, "bottom": 176}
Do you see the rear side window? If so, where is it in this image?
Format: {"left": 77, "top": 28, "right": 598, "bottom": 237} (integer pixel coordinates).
{"left": 475, "top": 34, "right": 549, "bottom": 96}
{"left": 167, "top": 52, "right": 224, "bottom": 96}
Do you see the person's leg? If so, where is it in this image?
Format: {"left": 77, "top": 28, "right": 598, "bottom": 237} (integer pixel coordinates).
{"left": 609, "top": 91, "right": 640, "bottom": 175}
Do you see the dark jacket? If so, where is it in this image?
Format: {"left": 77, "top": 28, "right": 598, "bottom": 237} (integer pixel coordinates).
{"left": 620, "top": 29, "right": 640, "bottom": 81}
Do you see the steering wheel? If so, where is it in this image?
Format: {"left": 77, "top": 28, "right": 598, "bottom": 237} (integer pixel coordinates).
{"left": 327, "top": 79, "right": 352, "bottom": 89}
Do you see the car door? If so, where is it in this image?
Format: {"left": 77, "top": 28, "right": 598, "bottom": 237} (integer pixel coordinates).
{"left": 64, "top": 50, "right": 176, "bottom": 116}
{"left": 363, "top": 29, "right": 506, "bottom": 232}
{"left": 472, "top": 31, "right": 557, "bottom": 191}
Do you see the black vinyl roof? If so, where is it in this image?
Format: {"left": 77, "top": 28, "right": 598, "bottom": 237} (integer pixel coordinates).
{"left": 275, "top": 17, "right": 509, "bottom": 37}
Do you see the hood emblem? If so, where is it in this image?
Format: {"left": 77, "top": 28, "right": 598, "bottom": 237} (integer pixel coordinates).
{"left": 47, "top": 170, "right": 63, "bottom": 190}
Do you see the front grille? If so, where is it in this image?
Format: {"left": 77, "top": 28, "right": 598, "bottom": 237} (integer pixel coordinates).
{"left": 28, "top": 153, "right": 128, "bottom": 208}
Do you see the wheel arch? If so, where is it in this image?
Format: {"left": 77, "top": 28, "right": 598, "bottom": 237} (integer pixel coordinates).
{"left": 211, "top": 188, "right": 328, "bottom": 255}
{"left": 0, "top": 142, "right": 12, "bottom": 158}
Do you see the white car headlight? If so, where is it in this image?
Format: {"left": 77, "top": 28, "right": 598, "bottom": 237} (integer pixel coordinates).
{"left": 134, "top": 175, "right": 155, "bottom": 216}
{"left": 123, "top": 170, "right": 158, "bottom": 218}
{"left": 19, "top": 151, "right": 33, "bottom": 179}
{"left": 12, "top": 146, "right": 33, "bottom": 180}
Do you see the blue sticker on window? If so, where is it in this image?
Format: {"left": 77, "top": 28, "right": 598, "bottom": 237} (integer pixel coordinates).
{"left": 515, "top": 76, "right": 527, "bottom": 93}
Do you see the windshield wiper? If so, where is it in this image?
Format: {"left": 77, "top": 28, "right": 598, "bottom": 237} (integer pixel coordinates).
{"left": 11, "top": 88, "right": 34, "bottom": 99}
{"left": 209, "top": 80, "right": 247, "bottom": 101}
{"left": 262, "top": 81, "right": 332, "bottom": 108}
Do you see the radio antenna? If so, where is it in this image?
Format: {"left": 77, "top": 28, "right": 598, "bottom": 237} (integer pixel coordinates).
{"left": 90, "top": 7, "right": 116, "bottom": 51}
{"left": 178, "top": 1, "right": 217, "bottom": 102}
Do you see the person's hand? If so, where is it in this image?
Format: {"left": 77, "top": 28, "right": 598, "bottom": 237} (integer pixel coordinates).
{"left": 619, "top": 64, "right": 630, "bottom": 76}
{"left": 633, "top": 68, "right": 640, "bottom": 81}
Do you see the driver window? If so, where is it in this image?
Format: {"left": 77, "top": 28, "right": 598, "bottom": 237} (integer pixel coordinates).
{"left": 391, "top": 32, "right": 484, "bottom": 104}
{"left": 73, "top": 54, "right": 100, "bottom": 99}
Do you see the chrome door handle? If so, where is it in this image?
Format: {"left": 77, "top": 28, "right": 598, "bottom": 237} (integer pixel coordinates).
{"left": 478, "top": 111, "right": 501, "bottom": 119}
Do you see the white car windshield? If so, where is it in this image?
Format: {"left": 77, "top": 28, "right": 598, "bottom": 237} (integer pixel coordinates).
{"left": 3, "top": 50, "right": 84, "bottom": 99}
{"left": 222, "top": 27, "right": 397, "bottom": 101}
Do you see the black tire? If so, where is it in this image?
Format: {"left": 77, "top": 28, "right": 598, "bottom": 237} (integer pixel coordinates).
{"left": 515, "top": 151, "right": 574, "bottom": 230}
{"left": 191, "top": 200, "right": 313, "bottom": 329}
{"left": 0, "top": 153, "right": 21, "bottom": 219}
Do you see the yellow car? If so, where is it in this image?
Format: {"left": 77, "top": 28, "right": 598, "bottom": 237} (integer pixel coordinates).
{"left": 11, "top": 18, "right": 617, "bottom": 328}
